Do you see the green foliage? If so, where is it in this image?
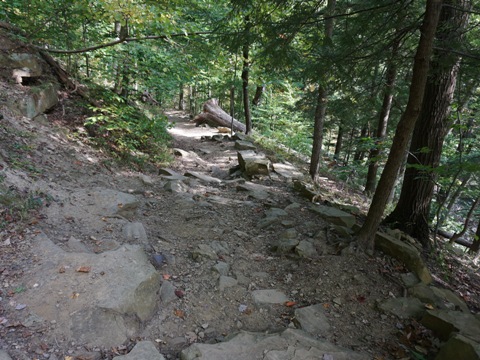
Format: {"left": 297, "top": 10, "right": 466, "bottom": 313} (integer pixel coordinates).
{"left": 85, "top": 88, "right": 172, "bottom": 167}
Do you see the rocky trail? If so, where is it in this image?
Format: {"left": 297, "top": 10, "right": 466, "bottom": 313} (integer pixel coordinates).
{"left": 0, "top": 105, "right": 479, "bottom": 360}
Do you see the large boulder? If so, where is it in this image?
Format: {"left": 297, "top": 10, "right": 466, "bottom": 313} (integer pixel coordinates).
{"left": 309, "top": 204, "right": 356, "bottom": 228}
{"left": 17, "top": 232, "right": 160, "bottom": 347}
{"left": 10, "top": 83, "right": 59, "bottom": 118}
{"left": 375, "top": 232, "right": 432, "bottom": 284}
{"left": 180, "top": 328, "right": 368, "bottom": 360}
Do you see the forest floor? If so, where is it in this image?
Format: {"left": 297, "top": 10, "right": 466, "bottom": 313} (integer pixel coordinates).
{"left": 0, "top": 94, "right": 480, "bottom": 360}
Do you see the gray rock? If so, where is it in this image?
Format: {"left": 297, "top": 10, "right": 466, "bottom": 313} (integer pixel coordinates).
{"left": 309, "top": 204, "right": 356, "bottom": 228}
{"left": 160, "top": 281, "right": 178, "bottom": 304}
{"left": 272, "top": 163, "right": 304, "bottom": 179}
{"left": 274, "top": 237, "right": 299, "bottom": 254}
{"left": 421, "top": 310, "right": 480, "bottom": 342}
{"left": 180, "top": 328, "right": 368, "bottom": 360}
{"left": 408, "top": 284, "right": 469, "bottom": 312}
{"left": 212, "top": 262, "right": 230, "bottom": 276}
{"left": 123, "top": 222, "right": 148, "bottom": 243}
{"left": 374, "top": 232, "right": 432, "bottom": 284}
{"left": 234, "top": 140, "right": 256, "bottom": 151}
{"left": 265, "top": 208, "right": 288, "bottom": 218}
{"left": 219, "top": 276, "right": 238, "bottom": 291}
{"left": 140, "top": 174, "right": 154, "bottom": 186}
{"left": 257, "top": 216, "right": 280, "bottom": 229}
{"left": 330, "top": 224, "right": 354, "bottom": 237}
{"left": 11, "top": 83, "right": 59, "bottom": 118}
{"left": 173, "top": 148, "right": 190, "bottom": 157}
{"left": 209, "top": 241, "right": 230, "bottom": 256}
{"left": 294, "top": 304, "right": 331, "bottom": 335}
{"left": 295, "top": 240, "right": 318, "bottom": 258}
{"left": 0, "top": 350, "right": 12, "bottom": 360}
{"left": 164, "top": 180, "right": 188, "bottom": 193}
{"left": 113, "top": 341, "right": 165, "bottom": 360}
{"left": 378, "top": 297, "right": 425, "bottom": 320}
{"left": 185, "top": 171, "right": 222, "bottom": 184}
{"left": 16, "top": 232, "right": 160, "bottom": 347}
{"left": 252, "top": 289, "right": 288, "bottom": 305}
{"left": 192, "top": 244, "right": 218, "bottom": 260}
{"left": 293, "top": 181, "right": 318, "bottom": 202}
{"left": 237, "top": 151, "right": 271, "bottom": 176}
{"left": 158, "top": 168, "right": 181, "bottom": 176}
{"left": 66, "top": 236, "right": 90, "bottom": 253}
{"left": 400, "top": 272, "right": 421, "bottom": 288}
{"left": 435, "top": 333, "right": 480, "bottom": 360}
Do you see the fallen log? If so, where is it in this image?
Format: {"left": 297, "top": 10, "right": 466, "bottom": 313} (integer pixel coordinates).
{"left": 193, "top": 99, "right": 246, "bottom": 133}
{"left": 436, "top": 229, "right": 472, "bottom": 248}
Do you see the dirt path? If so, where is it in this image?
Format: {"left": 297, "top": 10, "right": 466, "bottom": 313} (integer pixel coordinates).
{"left": 0, "top": 108, "right": 409, "bottom": 359}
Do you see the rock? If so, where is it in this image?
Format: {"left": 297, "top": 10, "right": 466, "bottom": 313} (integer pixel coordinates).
{"left": 236, "top": 182, "right": 270, "bottom": 200}
{"left": 272, "top": 163, "right": 304, "bottom": 179}
{"left": 378, "top": 297, "right": 425, "bottom": 320}
{"left": 237, "top": 151, "right": 271, "bottom": 176}
{"left": 400, "top": 272, "right": 421, "bottom": 288}
{"left": 330, "top": 224, "right": 354, "bottom": 237}
{"left": 17, "top": 233, "right": 160, "bottom": 347}
{"left": 66, "top": 236, "right": 90, "bottom": 253}
{"left": 257, "top": 216, "right": 280, "bottom": 229}
{"left": 164, "top": 180, "right": 188, "bottom": 193}
{"left": 219, "top": 276, "right": 238, "bottom": 291}
{"left": 173, "top": 148, "right": 190, "bottom": 157}
{"left": 123, "top": 222, "right": 148, "bottom": 244}
{"left": 185, "top": 171, "right": 222, "bottom": 184}
{"left": 192, "top": 244, "right": 218, "bottom": 260}
{"left": 234, "top": 140, "right": 256, "bottom": 151}
{"left": 113, "top": 341, "right": 165, "bottom": 360}
{"left": 295, "top": 240, "right": 318, "bottom": 258}
{"left": 294, "top": 304, "right": 331, "bottom": 336}
{"left": 158, "top": 168, "right": 182, "bottom": 177}
{"left": 408, "top": 284, "right": 469, "bottom": 312}
{"left": 274, "top": 237, "right": 300, "bottom": 254}
{"left": 232, "top": 132, "right": 247, "bottom": 141}
{"left": 374, "top": 232, "right": 432, "bottom": 284}
{"left": 0, "top": 350, "right": 12, "bottom": 360}
{"left": 11, "top": 83, "right": 59, "bottom": 119}
{"left": 212, "top": 262, "right": 230, "bottom": 276}
{"left": 421, "top": 310, "right": 480, "bottom": 342}
{"left": 309, "top": 204, "right": 356, "bottom": 228}
{"left": 252, "top": 289, "right": 288, "bottom": 305}
{"left": 293, "top": 180, "right": 319, "bottom": 201}
{"left": 180, "top": 328, "right": 368, "bottom": 360}
{"left": 265, "top": 208, "right": 288, "bottom": 218}
{"left": 140, "top": 174, "right": 154, "bottom": 186}
{"left": 160, "top": 281, "right": 178, "bottom": 304}
{"left": 435, "top": 333, "right": 480, "bottom": 360}
{"left": 209, "top": 241, "right": 230, "bottom": 255}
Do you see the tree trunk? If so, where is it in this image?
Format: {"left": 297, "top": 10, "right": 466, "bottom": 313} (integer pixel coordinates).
{"left": 242, "top": 16, "right": 252, "bottom": 135}
{"left": 470, "top": 220, "right": 480, "bottom": 254}
{"left": 353, "top": 124, "right": 368, "bottom": 162}
{"left": 309, "top": 0, "right": 336, "bottom": 181}
{"left": 450, "top": 195, "right": 480, "bottom": 244}
{"left": 334, "top": 126, "right": 343, "bottom": 160}
{"left": 356, "top": 0, "right": 442, "bottom": 253}
{"left": 384, "top": 0, "right": 470, "bottom": 250}
{"left": 193, "top": 99, "right": 246, "bottom": 133}
{"left": 364, "top": 41, "right": 399, "bottom": 195}
{"left": 179, "top": 84, "right": 185, "bottom": 110}
{"left": 252, "top": 84, "right": 265, "bottom": 106}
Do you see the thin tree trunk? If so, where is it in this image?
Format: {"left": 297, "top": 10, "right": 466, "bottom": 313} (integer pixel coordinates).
{"left": 356, "top": 0, "right": 442, "bottom": 253}
{"left": 242, "top": 16, "right": 252, "bottom": 135}
{"left": 450, "top": 195, "right": 480, "bottom": 244}
{"left": 334, "top": 126, "right": 344, "bottom": 160}
{"left": 353, "top": 124, "right": 368, "bottom": 162}
{"left": 309, "top": 0, "right": 336, "bottom": 180}
{"left": 470, "top": 220, "right": 480, "bottom": 255}
{"left": 364, "top": 41, "right": 399, "bottom": 195}
{"left": 252, "top": 84, "right": 265, "bottom": 106}
{"left": 179, "top": 84, "right": 184, "bottom": 110}
{"left": 384, "top": 0, "right": 470, "bottom": 249}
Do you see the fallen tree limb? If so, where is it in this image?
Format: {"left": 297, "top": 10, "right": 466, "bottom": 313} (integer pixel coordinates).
{"left": 436, "top": 228, "right": 472, "bottom": 248}
{"left": 194, "top": 99, "right": 246, "bottom": 133}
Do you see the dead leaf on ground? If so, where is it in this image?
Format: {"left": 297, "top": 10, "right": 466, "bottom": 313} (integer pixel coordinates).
{"left": 175, "top": 289, "right": 185, "bottom": 298}
{"left": 58, "top": 266, "right": 66, "bottom": 273}
{"left": 174, "top": 309, "right": 185, "bottom": 319}
{"left": 76, "top": 266, "right": 91, "bottom": 273}
{"left": 284, "top": 301, "right": 297, "bottom": 307}
{"left": 71, "top": 292, "right": 80, "bottom": 299}
{"left": 163, "top": 274, "right": 171, "bottom": 280}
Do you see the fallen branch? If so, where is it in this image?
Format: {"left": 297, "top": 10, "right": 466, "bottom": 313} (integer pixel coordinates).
{"left": 193, "top": 99, "right": 246, "bottom": 133}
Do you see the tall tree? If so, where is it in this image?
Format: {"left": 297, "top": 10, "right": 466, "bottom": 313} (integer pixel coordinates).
{"left": 384, "top": 0, "right": 471, "bottom": 249}
{"left": 309, "top": 0, "right": 336, "bottom": 181}
{"left": 356, "top": 0, "right": 443, "bottom": 253}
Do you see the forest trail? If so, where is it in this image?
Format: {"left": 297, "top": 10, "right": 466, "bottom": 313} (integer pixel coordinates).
{"left": 0, "top": 108, "right": 475, "bottom": 360}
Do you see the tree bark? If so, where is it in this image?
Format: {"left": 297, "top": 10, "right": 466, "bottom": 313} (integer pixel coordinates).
{"left": 470, "top": 220, "right": 480, "bottom": 254}
{"left": 334, "top": 126, "right": 343, "bottom": 160}
{"left": 193, "top": 99, "right": 246, "bottom": 133}
{"left": 242, "top": 16, "right": 252, "bottom": 135}
{"left": 356, "top": 0, "right": 442, "bottom": 253}
{"left": 353, "top": 124, "right": 368, "bottom": 162}
{"left": 179, "top": 84, "right": 185, "bottom": 110}
{"left": 450, "top": 195, "right": 480, "bottom": 244}
{"left": 252, "top": 84, "right": 265, "bottom": 106}
{"left": 384, "top": 0, "right": 470, "bottom": 250}
{"left": 309, "top": 0, "right": 336, "bottom": 181}
{"left": 364, "top": 41, "right": 399, "bottom": 195}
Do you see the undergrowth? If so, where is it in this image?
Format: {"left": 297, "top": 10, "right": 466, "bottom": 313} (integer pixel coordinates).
{"left": 84, "top": 86, "right": 173, "bottom": 169}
